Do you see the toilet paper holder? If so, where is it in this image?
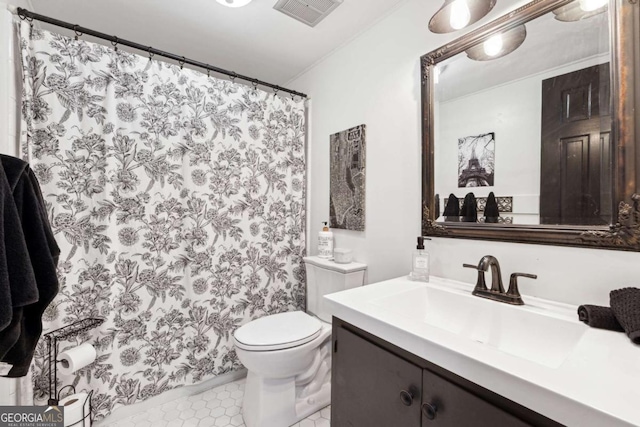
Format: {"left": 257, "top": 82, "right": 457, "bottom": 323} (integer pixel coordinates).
{"left": 57, "top": 385, "right": 93, "bottom": 427}
{"left": 43, "top": 318, "right": 104, "bottom": 409}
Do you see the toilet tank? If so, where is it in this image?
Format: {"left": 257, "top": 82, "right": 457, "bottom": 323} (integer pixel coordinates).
{"left": 304, "top": 256, "right": 367, "bottom": 322}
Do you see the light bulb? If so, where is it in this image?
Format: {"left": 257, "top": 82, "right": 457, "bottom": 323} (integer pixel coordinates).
{"left": 579, "top": 0, "right": 608, "bottom": 12}
{"left": 483, "top": 33, "right": 504, "bottom": 57}
{"left": 449, "top": 0, "right": 471, "bottom": 30}
{"left": 216, "top": 0, "right": 253, "bottom": 7}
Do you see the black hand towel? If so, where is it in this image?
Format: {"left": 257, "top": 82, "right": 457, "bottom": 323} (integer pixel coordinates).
{"left": 577, "top": 305, "right": 624, "bottom": 332}
{"left": 461, "top": 192, "right": 478, "bottom": 223}
{"left": 0, "top": 160, "right": 15, "bottom": 332}
{"left": 0, "top": 157, "right": 39, "bottom": 358}
{"left": 610, "top": 288, "right": 640, "bottom": 344}
{"left": 443, "top": 194, "right": 460, "bottom": 222}
{"left": 0, "top": 155, "right": 60, "bottom": 377}
{"left": 484, "top": 192, "right": 500, "bottom": 224}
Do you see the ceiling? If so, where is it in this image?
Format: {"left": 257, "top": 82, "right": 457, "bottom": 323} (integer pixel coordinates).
{"left": 27, "top": 0, "right": 406, "bottom": 87}
{"left": 436, "top": 7, "right": 610, "bottom": 102}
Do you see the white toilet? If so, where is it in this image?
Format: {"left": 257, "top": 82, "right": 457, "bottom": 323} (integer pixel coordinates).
{"left": 233, "top": 256, "right": 367, "bottom": 427}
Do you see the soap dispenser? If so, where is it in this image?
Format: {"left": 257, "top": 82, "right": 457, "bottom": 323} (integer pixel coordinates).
{"left": 409, "top": 236, "right": 431, "bottom": 282}
{"left": 318, "top": 222, "right": 334, "bottom": 259}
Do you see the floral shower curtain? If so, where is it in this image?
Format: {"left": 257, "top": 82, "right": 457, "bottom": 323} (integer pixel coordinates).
{"left": 17, "top": 22, "right": 306, "bottom": 419}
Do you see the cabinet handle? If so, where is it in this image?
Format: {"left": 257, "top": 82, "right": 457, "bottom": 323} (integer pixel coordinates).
{"left": 399, "top": 390, "right": 414, "bottom": 406}
{"left": 422, "top": 402, "right": 438, "bottom": 420}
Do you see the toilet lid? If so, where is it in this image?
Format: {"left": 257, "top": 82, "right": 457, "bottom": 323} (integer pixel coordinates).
{"left": 233, "top": 311, "right": 323, "bottom": 351}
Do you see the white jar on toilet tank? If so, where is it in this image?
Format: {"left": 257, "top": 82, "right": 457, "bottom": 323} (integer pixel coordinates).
{"left": 318, "top": 222, "right": 334, "bottom": 259}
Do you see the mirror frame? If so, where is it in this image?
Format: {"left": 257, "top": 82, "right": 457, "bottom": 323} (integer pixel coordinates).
{"left": 421, "top": 0, "right": 640, "bottom": 251}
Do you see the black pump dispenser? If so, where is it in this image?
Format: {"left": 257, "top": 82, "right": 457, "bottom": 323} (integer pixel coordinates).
{"left": 417, "top": 236, "right": 425, "bottom": 250}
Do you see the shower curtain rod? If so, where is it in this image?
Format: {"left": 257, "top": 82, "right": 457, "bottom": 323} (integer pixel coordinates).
{"left": 15, "top": 7, "right": 308, "bottom": 99}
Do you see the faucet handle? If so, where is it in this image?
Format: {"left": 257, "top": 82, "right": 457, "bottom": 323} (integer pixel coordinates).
{"left": 507, "top": 273, "right": 537, "bottom": 303}
{"left": 463, "top": 263, "right": 487, "bottom": 292}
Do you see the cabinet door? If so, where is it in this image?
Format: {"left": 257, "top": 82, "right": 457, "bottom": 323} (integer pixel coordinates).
{"left": 421, "top": 369, "right": 531, "bottom": 427}
{"left": 332, "top": 327, "right": 422, "bottom": 427}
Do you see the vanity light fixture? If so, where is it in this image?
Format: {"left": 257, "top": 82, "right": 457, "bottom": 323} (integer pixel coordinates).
{"left": 483, "top": 33, "right": 503, "bottom": 57}
{"left": 429, "top": 0, "right": 497, "bottom": 34}
{"left": 216, "top": 0, "right": 253, "bottom": 7}
{"left": 465, "top": 24, "right": 527, "bottom": 61}
{"left": 553, "top": 0, "right": 608, "bottom": 21}
{"left": 579, "top": 0, "right": 608, "bottom": 11}
{"left": 450, "top": 0, "right": 471, "bottom": 30}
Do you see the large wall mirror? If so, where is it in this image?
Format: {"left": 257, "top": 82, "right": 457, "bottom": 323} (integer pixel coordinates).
{"left": 421, "top": 0, "right": 640, "bottom": 250}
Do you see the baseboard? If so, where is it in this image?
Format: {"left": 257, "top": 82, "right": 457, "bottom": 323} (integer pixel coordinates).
{"left": 95, "top": 369, "right": 247, "bottom": 426}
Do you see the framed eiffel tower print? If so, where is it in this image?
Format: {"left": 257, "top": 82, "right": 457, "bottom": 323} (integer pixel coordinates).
{"left": 458, "top": 132, "right": 495, "bottom": 188}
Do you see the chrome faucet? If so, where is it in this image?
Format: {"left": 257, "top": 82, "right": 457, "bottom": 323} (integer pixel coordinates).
{"left": 463, "top": 255, "right": 537, "bottom": 305}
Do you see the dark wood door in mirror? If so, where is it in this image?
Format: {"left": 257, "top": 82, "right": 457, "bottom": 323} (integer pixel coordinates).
{"left": 540, "top": 63, "right": 612, "bottom": 226}
{"left": 420, "top": 0, "right": 640, "bottom": 251}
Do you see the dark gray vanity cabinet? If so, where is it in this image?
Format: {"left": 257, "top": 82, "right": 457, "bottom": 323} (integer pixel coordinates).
{"left": 421, "top": 368, "right": 528, "bottom": 426}
{"left": 332, "top": 318, "right": 562, "bottom": 427}
{"left": 332, "top": 326, "right": 422, "bottom": 426}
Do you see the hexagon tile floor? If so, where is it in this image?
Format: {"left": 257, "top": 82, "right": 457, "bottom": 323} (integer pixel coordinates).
{"left": 101, "top": 378, "right": 331, "bottom": 427}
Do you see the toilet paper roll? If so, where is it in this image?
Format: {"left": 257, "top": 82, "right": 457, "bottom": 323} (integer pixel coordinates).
{"left": 58, "top": 343, "right": 97, "bottom": 375}
{"left": 59, "top": 392, "right": 91, "bottom": 427}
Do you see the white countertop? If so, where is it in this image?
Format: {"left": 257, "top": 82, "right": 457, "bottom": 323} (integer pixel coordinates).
{"left": 324, "top": 276, "right": 640, "bottom": 427}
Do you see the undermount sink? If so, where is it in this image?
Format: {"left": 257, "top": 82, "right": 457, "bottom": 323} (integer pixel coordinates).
{"left": 369, "top": 282, "right": 586, "bottom": 368}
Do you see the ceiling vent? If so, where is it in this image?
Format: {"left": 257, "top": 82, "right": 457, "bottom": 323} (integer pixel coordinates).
{"left": 274, "top": 0, "right": 343, "bottom": 27}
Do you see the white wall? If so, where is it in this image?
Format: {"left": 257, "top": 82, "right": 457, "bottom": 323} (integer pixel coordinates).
{"left": 290, "top": 0, "right": 640, "bottom": 306}
{"left": 0, "top": 5, "right": 20, "bottom": 157}
{"left": 0, "top": 3, "right": 22, "bottom": 405}
{"left": 435, "top": 54, "right": 609, "bottom": 224}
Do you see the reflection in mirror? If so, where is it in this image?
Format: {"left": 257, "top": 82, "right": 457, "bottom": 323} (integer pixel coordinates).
{"left": 433, "top": 1, "right": 611, "bottom": 226}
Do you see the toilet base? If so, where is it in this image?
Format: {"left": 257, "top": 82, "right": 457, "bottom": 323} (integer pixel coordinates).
{"left": 241, "top": 340, "right": 332, "bottom": 427}
{"left": 242, "top": 373, "right": 331, "bottom": 427}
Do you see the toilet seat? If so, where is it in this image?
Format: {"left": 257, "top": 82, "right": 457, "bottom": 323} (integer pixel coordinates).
{"left": 234, "top": 311, "right": 323, "bottom": 351}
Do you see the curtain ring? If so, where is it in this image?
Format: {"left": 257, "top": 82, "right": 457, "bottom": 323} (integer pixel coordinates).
{"left": 252, "top": 80, "right": 258, "bottom": 89}
{"left": 73, "top": 25, "right": 82, "bottom": 41}
{"left": 273, "top": 86, "right": 279, "bottom": 98}
{"left": 207, "top": 68, "right": 211, "bottom": 78}
{"left": 111, "top": 36, "right": 118, "bottom": 51}
{"left": 230, "top": 72, "right": 237, "bottom": 83}
{"left": 17, "top": 10, "right": 26, "bottom": 20}
{"left": 147, "top": 46, "right": 154, "bottom": 61}
{"left": 26, "top": 15, "right": 34, "bottom": 28}
{"left": 179, "top": 56, "right": 185, "bottom": 69}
